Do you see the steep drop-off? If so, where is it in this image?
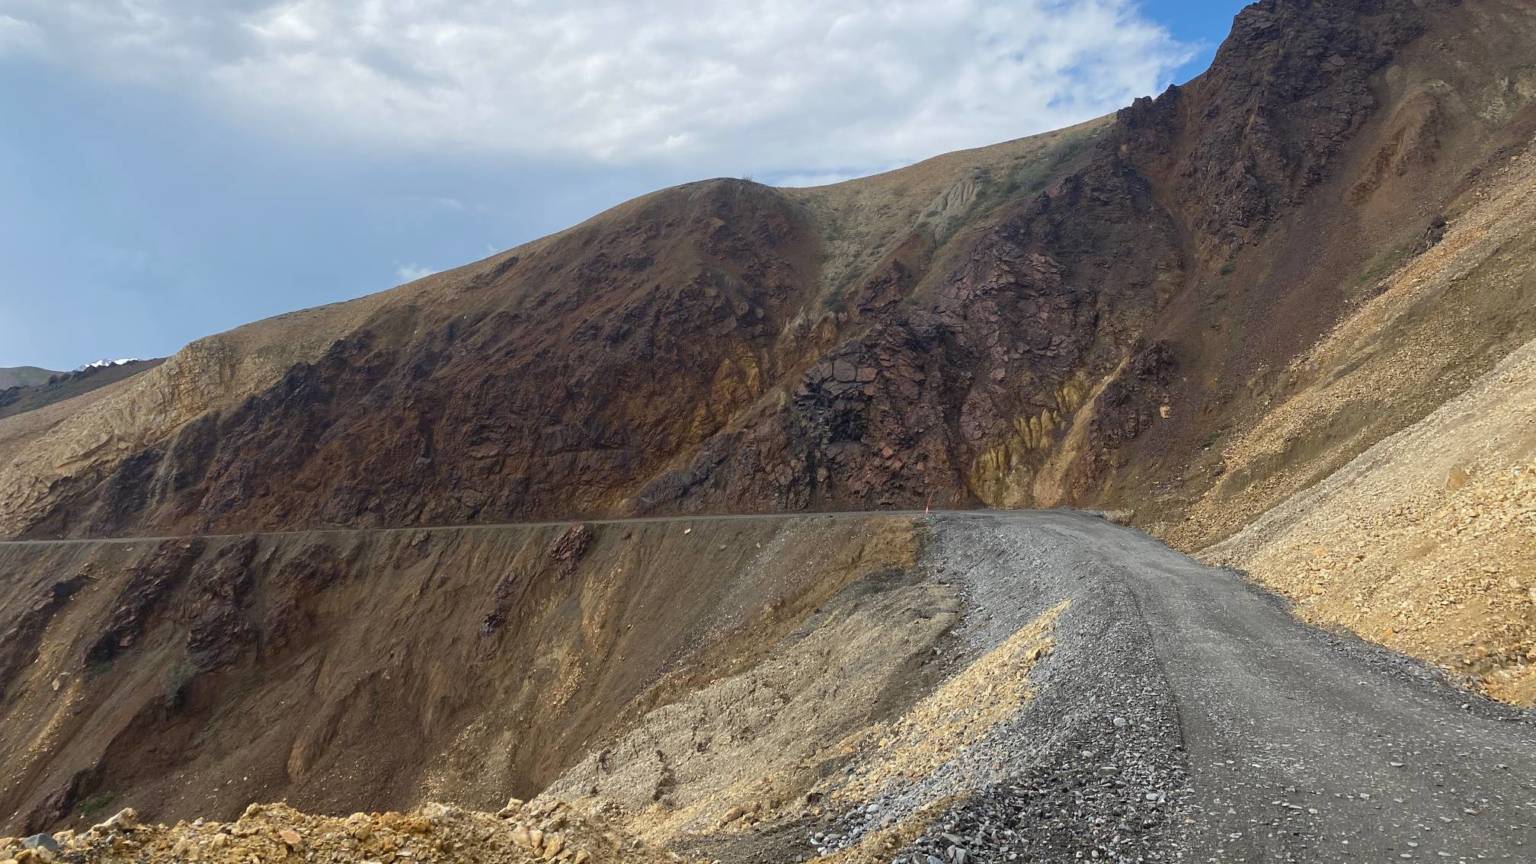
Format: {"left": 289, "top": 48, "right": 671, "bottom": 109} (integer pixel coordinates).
{"left": 0, "top": 516, "right": 922, "bottom": 834}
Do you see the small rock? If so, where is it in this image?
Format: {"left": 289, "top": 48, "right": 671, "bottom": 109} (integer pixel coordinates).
{"left": 279, "top": 828, "right": 302, "bottom": 848}
{"left": 19, "top": 836, "right": 58, "bottom": 853}
{"left": 92, "top": 809, "right": 139, "bottom": 834}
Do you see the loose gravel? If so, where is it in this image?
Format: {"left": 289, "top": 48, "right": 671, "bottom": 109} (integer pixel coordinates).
{"left": 813, "top": 511, "right": 1536, "bottom": 863}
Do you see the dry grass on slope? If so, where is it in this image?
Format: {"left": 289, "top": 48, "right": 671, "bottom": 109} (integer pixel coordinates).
{"left": 1204, "top": 337, "right": 1536, "bottom": 705}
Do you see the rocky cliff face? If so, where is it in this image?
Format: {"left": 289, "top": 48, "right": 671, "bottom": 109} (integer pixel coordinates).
{"left": 8, "top": 0, "right": 1530, "bottom": 546}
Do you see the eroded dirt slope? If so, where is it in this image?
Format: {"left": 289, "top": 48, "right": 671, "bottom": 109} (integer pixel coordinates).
{"left": 0, "top": 516, "right": 922, "bottom": 834}
{"left": 1205, "top": 335, "right": 1536, "bottom": 704}
{"left": 1168, "top": 129, "right": 1536, "bottom": 704}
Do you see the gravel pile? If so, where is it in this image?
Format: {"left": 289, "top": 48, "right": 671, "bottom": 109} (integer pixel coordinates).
{"left": 813, "top": 515, "right": 1192, "bottom": 863}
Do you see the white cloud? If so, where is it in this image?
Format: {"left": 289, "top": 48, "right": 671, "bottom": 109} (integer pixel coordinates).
{"left": 0, "top": 13, "right": 45, "bottom": 56}
{"left": 395, "top": 194, "right": 468, "bottom": 212}
{"left": 395, "top": 263, "right": 434, "bottom": 282}
{"left": 5, "top": 1, "right": 1194, "bottom": 175}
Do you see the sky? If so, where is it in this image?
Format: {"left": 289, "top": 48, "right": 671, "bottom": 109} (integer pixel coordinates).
{"left": 0, "top": 0, "right": 1248, "bottom": 370}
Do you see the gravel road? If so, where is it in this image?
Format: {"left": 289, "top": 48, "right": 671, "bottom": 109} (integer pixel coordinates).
{"left": 901, "top": 511, "right": 1536, "bottom": 864}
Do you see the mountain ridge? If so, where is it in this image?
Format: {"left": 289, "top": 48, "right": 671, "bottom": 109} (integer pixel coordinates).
{"left": 0, "top": 367, "right": 59, "bottom": 390}
{"left": 4, "top": 1, "right": 1532, "bottom": 544}
{"left": 1, "top": 0, "right": 1535, "bottom": 855}
{"left": 0, "top": 0, "right": 1531, "bottom": 690}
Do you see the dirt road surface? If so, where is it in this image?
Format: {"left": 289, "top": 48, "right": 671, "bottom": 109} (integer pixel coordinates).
{"left": 968, "top": 511, "right": 1536, "bottom": 863}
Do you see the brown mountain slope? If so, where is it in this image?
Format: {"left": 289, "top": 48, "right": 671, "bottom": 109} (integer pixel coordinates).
{"left": 3, "top": 4, "right": 1536, "bottom": 849}
{"left": 0, "top": 516, "right": 926, "bottom": 835}
{"left": 0, "top": 0, "right": 1532, "bottom": 713}
{"left": 5, "top": 0, "right": 1533, "bottom": 548}
{"left": 1190, "top": 133, "right": 1536, "bottom": 701}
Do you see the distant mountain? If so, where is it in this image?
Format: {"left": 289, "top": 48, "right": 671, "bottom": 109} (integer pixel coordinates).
{"left": 0, "top": 358, "right": 164, "bottom": 421}
{"left": 0, "top": 366, "right": 59, "bottom": 389}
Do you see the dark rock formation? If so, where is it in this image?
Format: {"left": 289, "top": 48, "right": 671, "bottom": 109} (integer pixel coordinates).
{"left": 9, "top": 0, "right": 1529, "bottom": 542}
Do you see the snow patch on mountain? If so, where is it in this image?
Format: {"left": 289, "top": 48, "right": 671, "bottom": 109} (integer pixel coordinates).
{"left": 76, "top": 358, "right": 142, "bottom": 371}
